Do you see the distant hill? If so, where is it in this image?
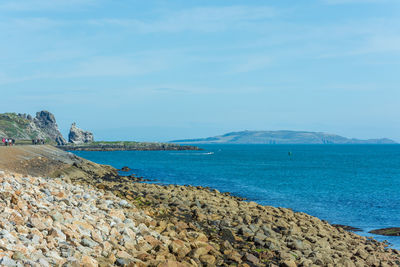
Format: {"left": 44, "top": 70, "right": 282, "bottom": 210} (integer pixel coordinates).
{"left": 0, "top": 111, "right": 67, "bottom": 145}
{"left": 171, "top": 130, "right": 397, "bottom": 145}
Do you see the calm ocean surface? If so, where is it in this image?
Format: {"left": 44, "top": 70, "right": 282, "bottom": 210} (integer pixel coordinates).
{"left": 72, "top": 144, "right": 400, "bottom": 248}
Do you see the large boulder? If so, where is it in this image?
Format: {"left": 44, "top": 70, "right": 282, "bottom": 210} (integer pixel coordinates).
{"left": 33, "top": 111, "right": 67, "bottom": 145}
{"left": 68, "top": 123, "right": 94, "bottom": 144}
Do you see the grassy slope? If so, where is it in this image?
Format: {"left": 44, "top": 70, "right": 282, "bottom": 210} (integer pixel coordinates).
{"left": 0, "top": 113, "right": 31, "bottom": 138}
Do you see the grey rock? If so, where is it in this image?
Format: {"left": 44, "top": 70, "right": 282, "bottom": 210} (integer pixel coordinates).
{"left": 51, "top": 212, "right": 64, "bottom": 223}
{"left": 31, "top": 234, "right": 41, "bottom": 245}
{"left": 40, "top": 188, "right": 51, "bottom": 196}
{"left": 116, "top": 258, "right": 131, "bottom": 266}
{"left": 261, "top": 225, "right": 273, "bottom": 237}
{"left": 33, "top": 111, "right": 67, "bottom": 145}
{"left": 60, "top": 246, "right": 75, "bottom": 258}
{"left": 81, "top": 237, "right": 98, "bottom": 248}
{"left": 238, "top": 226, "right": 253, "bottom": 238}
{"left": 68, "top": 123, "right": 94, "bottom": 144}
{"left": 288, "top": 239, "right": 304, "bottom": 251}
{"left": 254, "top": 232, "right": 267, "bottom": 246}
{"left": 245, "top": 253, "right": 260, "bottom": 265}
{"left": 0, "top": 256, "right": 17, "bottom": 267}
{"left": 38, "top": 258, "right": 50, "bottom": 267}
{"left": 105, "top": 200, "right": 114, "bottom": 206}
{"left": 249, "top": 224, "right": 259, "bottom": 233}
{"left": 119, "top": 200, "right": 130, "bottom": 207}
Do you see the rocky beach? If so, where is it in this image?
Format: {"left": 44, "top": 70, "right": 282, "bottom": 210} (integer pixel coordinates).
{"left": 2, "top": 0, "right": 399, "bottom": 264}
{"left": 0, "top": 145, "right": 399, "bottom": 266}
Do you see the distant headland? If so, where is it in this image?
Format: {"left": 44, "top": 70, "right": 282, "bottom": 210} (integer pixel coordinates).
{"left": 171, "top": 130, "right": 397, "bottom": 145}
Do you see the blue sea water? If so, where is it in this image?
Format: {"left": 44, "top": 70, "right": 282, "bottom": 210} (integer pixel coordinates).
{"left": 72, "top": 144, "right": 400, "bottom": 248}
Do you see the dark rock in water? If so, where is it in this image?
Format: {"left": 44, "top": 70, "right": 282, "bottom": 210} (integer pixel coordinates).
{"left": 68, "top": 122, "right": 94, "bottom": 144}
{"left": 369, "top": 227, "right": 400, "bottom": 236}
{"left": 332, "top": 224, "right": 363, "bottom": 232}
{"left": 120, "top": 166, "right": 131, "bottom": 172}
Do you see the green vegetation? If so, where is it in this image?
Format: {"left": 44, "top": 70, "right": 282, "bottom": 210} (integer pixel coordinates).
{"left": 253, "top": 248, "right": 269, "bottom": 253}
{"left": 133, "top": 196, "right": 151, "bottom": 207}
{"left": 291, "top": 253, "right": 299, "bottom": 260}
{"left": 0, "top": 113, "right": 32, "bottom": 138}
{"left": 78, "top": 141, "right": 140, "bottom": 146}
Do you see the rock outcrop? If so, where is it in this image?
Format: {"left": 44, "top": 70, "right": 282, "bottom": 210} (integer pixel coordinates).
{"left": 33, "top": 111, "right": 67, "bottom": 145}
{"left": 369, "top": 227, "right": 400, "bottom": 236}
{"left": 68, "top": 123, "right": 94, "bottom": 144}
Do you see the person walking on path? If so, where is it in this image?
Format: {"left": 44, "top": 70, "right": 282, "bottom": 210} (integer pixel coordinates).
{"left": 2, "top": 138, "right": 5, "bottom": 146}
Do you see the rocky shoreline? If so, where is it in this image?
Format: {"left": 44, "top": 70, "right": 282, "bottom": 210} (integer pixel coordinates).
{"left": 0, "top": 146, "right": 399, "bottom": 266}
{"left": 71, "top": 174, "right": 400, "bottom": 267}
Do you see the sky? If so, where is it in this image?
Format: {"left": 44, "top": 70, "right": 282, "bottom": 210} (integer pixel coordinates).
{"left": 0, "top": 0, "right": 399, "bottom": 142}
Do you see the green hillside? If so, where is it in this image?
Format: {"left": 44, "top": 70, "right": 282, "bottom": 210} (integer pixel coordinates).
{"left": 0, "top": 113, "right": 37, "bottom": 139}
{"left": 0, "top": 111, "right": 66, "bottom": 145}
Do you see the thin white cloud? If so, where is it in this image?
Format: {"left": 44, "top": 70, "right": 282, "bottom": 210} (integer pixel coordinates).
{"left": 312, "top": 17, "right": 400, "bottom": 58}
{"left": 89, "top": 5, "right": 279, "bottom": 33}
{"left": 0, "top": 52, "right": 170, "bottom": 85}
{"left": 325, "top": 83, "right": 380, "bottom": 92}
{"left": 0, "top": 17, "right": 64, "bottom": 31}
{"left": 360, "top": 35, "right": 400, "bottom": 54}
{"left": 0, "top": 0, "right": 96, "bottom": 11}
{"left": 68, "top": 55, "right": 166, "bottom": 77}
{"left": 228, "top": 55, "right": 272, "bottom": 74}
{"left": 323, "top": 0, "right": 395, "bottom": 4}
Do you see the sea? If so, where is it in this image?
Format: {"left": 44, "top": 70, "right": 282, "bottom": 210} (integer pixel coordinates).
{"left": 72, "top": 144, "right": 400, "bottom": 248}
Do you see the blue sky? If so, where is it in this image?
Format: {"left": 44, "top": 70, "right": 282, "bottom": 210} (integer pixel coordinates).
{"left": 0, "top": 0, "right": 399, "bottom": 142}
